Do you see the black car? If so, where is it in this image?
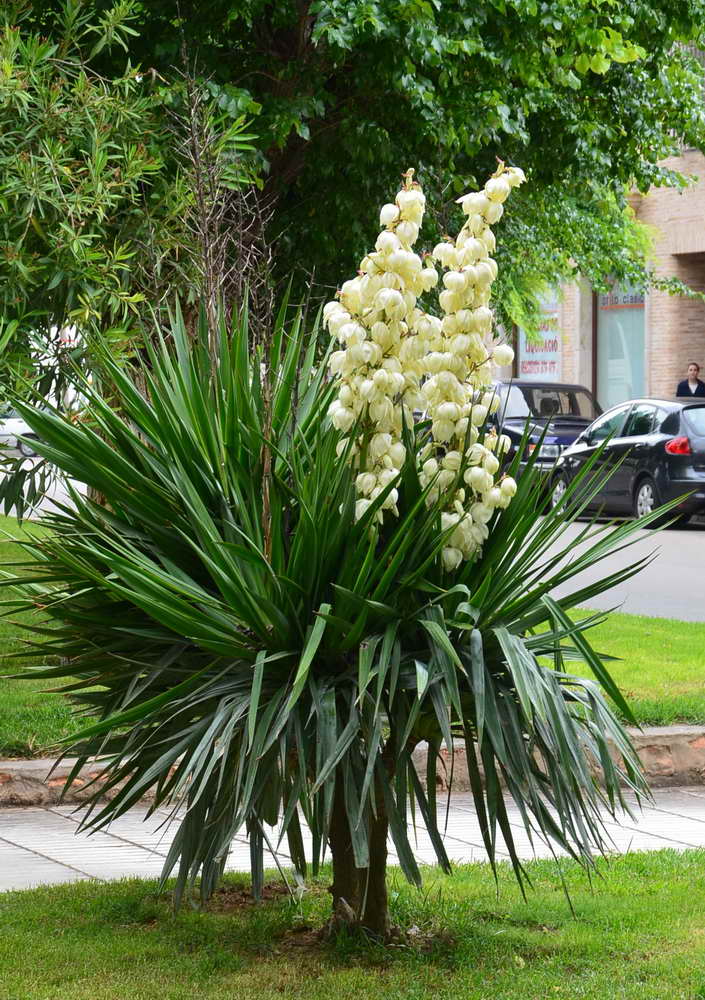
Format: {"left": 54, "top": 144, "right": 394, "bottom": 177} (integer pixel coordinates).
{"left": 495, "top": 380, "right": 602, "bottom": 469}
{"left": 550, "top": 398, "right": 705, "bottom": 524}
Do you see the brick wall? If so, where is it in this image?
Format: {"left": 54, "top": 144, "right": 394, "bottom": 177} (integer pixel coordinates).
{"left": 556, "top": 150, "right": 705, "bottom": 399}
{"left": 632, "top": 150, "right": 705, "bottom": 397}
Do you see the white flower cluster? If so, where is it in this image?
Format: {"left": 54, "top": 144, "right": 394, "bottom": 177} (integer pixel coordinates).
{"left": 325, "top": 163, "right": 525, "bottom": 571}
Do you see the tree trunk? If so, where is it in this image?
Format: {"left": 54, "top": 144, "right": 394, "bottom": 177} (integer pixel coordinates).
{"left": 327, "top": 773, "right": 391, "bottom": 939}
{"left": 359, "top": 785, "right": 390, "bottom": 939}
{"left": 328, "top": 775, "right": 362, "bottom": 923}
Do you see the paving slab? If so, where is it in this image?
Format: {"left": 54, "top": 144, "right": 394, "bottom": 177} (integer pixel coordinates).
{"left": 3, "top": 786, "right": 705, "bottom": 893}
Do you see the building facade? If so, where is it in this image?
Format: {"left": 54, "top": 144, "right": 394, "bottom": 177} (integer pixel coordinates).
{"left": 515, "top": 148, "right": 705, "bottom": 407}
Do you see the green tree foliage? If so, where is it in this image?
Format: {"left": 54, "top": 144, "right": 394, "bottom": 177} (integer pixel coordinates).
{"left": 0, "top": 2, "right": 174, "bottom": 361}
{"left": 0, "top": 0, "right": 259, "bottom": 399}
{"left": 6, "top": 302, "right": 661, "bottom": 938}
{"left": 59, "top": 0, "right": 705, "bottom": 327}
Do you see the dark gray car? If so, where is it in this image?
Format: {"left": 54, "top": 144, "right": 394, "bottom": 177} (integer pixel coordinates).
{"left": 550, "top": 398, "right": 705, "bottom": 524}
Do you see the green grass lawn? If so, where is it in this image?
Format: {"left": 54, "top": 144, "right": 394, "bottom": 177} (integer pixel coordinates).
{"left": 569, "top": 610, "right": 705, "bottom": 727}
{"left": 2, "top": 852, "right": 705, "bottom": 999}
{"left": 0, "top": 514, "right": 80, "bottom": 758}
{"left": 0, "top": 508, "right": 704, "bottom": 757}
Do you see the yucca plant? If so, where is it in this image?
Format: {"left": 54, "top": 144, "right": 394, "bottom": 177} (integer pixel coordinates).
{"left": 5, "top": 170, "right": 664, "bottom": 940}
{"left": 5, "top": 300, "right": 658, "bottom": 937}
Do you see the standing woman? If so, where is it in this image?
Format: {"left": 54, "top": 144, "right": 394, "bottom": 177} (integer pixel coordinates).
{"left": 676, "top": 362, "right": 705, "bottom": 397}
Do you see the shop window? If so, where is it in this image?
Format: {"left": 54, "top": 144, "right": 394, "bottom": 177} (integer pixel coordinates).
{"left": 596, "top": 284, "right": 645, "bottom": 408}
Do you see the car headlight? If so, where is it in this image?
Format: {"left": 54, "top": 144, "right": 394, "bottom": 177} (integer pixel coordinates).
{"left": 527, "top": 443, "right": 561, "bottom": 460}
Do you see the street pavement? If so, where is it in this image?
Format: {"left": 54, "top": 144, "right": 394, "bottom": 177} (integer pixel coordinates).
{"left": 551, "top": 517, "right": 705, "bottom": 622}
{"left": 2, "top": 787, "right": 705, "bottom": 892}
{"left": 12, "top": 467, "right": 705, "bottom": 621}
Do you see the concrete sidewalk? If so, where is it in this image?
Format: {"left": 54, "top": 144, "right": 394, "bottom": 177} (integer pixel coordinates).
{"left": 3, "top": 787, "right": 705, "bottom": 892}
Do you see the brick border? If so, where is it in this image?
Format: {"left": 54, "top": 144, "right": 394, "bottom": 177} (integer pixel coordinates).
{"left": 411, "top": 725, "right": 705, "bottom": 792}
{"left": 2, "top": 726, "right": 705, "bottom": 808}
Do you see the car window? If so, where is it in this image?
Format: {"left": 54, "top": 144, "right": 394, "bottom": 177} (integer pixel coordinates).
{"left": 498, "top": 385, "right": 531, "bottom": 419}
{"left": 528, "top": 388, "right": 597, "bottom": 418}
{"left": 500, "top": 385, "right": 598, "bottom": 419}
{"left": 622, "top": 404, "right": 655, "bottom": 437}
{"left": 587, "top": 406, "right": 629, "bottom": 443}
{"left": 660, "top": 410, "right": 680, "bottom": 435}
{"left": 683, "top": 406, "right": 705, "bottom": 436}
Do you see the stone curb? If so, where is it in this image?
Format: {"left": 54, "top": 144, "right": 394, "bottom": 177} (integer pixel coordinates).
{"left": 411, "top": 725, "right": 705, "bottom": 793}
{"left": 0, "top": 757, "right": 158, "bottom": 807}
{"left": 2, "top": 726, "right": 705, "bottom": 807}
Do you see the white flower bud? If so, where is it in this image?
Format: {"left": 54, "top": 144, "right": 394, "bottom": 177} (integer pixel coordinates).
{"left": 485, "top": 486, "right": 503, "bottom": 508}
{"left": 442, "top": 450, "right": 462, "bottom": 471}
{"left": 471, "top": 501, "right": 494, "bottom": 524}
{"left": 456, "top": 191, "right": 491, "bottom": 216}
{"left": 480, "top": 230, "right": 496, "bottom": 255}
{"left": 500, "top": 476, "right": 517, "bottom": 497}
{"left": 422, "top": 457, "right": 439, "bottom": 479}
{"left": 369, "top": 432, "right": 393, "bottom": 462}
{"left": 439, "top": 289, "right": 459, "bottom": 313}
{"left": 483, "top": 452, "right": 500, "bottom": 475}
{"left": 330, "top": 405, "right": 356, "bottom": 433}
{"left": 355, "top": 498, "right": 373, "bottom": 521}
{"left": 497, "top": 434, "right": 512, "bottom": 454}
{"left": 376, "top": 288, "right": 405, "bottom": 319}
{"left": 464, "top": 466, "right": 492, "bottom": 493}
{"left": 475, "top": 261, "right": 495, "bottom": 288}
{"left": 470, "top": 404, "right": 488, "bottom": 426}
{"left": 376, "top": 231, "right": 401, "bottom": 253}
{"left": 432, "top": 419, "right": 456, "bottom": 443}
{"left": 472, "top": 306, "right": 493, "bottom": 334}
{"left": 465, "top": 213, "right": 485, "bottom": 237}
{"left": 443, "top": 271, "right": 466, "bottom": 293}
{"left": 340, "top": 278, "right": 362, "bottom": 314}
{"left": 380, "top": 203, "right": 400, "bottom": 227}
{"left": 421, "top": 267, "right": 439, "bottom": 291}
{"left": 324, "top": 300, "right": 341, "bottom": 318}
{"left": 470, "top": 521, "right": 489, "bottom": 544}
{"left": 432, "top": 242, "right": 456, "bottom": 267}
{"left": 506, "top": 166, "right": 526, "bottom": 187}
{"left": 328, "top": 310, "right": 351, "bottom": 337}
{"left": 441, "top": 546, "right": 464, "bottom": 572}
{"left": 484, "top": 176, "right": 511, "bottom": 203}
{"left": 493, "top": 343, "right": 515, "bottom": 367}
{"left": 340, "top": 321, "right": 366, "bottom": 345}
{"left": 389, "top": 442, "right": 406, "bottom": 467}
{"left": 485, "top": 201, "right": 504, "bottom": 224}
{"left": 328, "top": 350, "right": 346, "bottom": 374}
{"left": 397, "top": 188, "right": 426, "bottom": 223}
{"left": 437, "top": 469, "right": 456, "bottom": 491}
{"left": 356, "top": 472, "right": 377, "bottom": 495}
{"left": 436, "top": 401, "right": 461, "bottom": 422}
{"left": 396, "top": 220, "right": 419, "bottom": 245}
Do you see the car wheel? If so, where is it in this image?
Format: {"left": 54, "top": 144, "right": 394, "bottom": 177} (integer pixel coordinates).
{"left": 19, "top": 439, "right": 36, "bottom": 458}
{"left": 633, "top": 476, "right": 668, "bottom": 527}
{"left": 550, "top": 474, "right": 568, "bottom": 510}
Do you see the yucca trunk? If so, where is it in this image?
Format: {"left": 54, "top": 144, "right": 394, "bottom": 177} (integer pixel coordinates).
{"left": 328, "top": 775, "right": 391, "bottom": 939}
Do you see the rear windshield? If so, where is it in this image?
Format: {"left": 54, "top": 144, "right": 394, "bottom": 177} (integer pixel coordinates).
{"left": 683, "top": 406, "right": 705, "bottom": 436}
{"left": 499, "top": 384, "right": 598, "bottom": 420}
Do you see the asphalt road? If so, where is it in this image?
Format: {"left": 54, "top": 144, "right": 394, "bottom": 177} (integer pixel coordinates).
{"left": 551, "top": 518, "right": 705, "bottom": 622}
{"left": 13, "top": 469, "right": 705, "bottom": 622}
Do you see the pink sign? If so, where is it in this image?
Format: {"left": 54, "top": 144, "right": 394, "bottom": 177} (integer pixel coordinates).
{"left": 517, "top": 298, "right": 562, "bottom": 381}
